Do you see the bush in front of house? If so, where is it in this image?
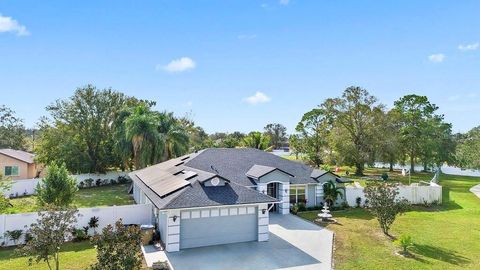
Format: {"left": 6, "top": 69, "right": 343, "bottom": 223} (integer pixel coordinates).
{"left": 356, "top": 197, "right": 362, "bottom": 208}
{"left": 290, "top": 204, "right": 299, "bottom": 215}
{"left": 152, "top": 261, "right": 171, "bottom": 270}
{"left": 381, "top": 173, "right": 389, "bottom": 181}
{"left": 90, "top": 219, "right": 142, "bottom": 270}
{"left": 297, "top": 202, "right": 307, "bottom": 212}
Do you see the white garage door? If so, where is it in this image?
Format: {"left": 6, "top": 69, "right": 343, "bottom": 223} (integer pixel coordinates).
{"left": 180, "top": 206, "right": 258, "bottom": 249}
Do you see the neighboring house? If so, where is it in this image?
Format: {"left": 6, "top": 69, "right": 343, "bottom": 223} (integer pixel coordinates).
{"left": 130, "top": 148, "right": 345, "bottom": 252}
{"left": 0, "top": 149, "right": 43, "bottom": 180}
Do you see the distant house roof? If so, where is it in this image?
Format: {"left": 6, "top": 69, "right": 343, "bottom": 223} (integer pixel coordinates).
{"left": 0, "top": 149, "right": 35, "bottom": 164}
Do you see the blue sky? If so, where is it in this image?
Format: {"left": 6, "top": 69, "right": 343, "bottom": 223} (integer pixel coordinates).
{"left": 0, "top": 0, "right": 479, "bottom": 134}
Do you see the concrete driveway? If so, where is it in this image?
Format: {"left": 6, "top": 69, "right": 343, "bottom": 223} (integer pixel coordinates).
{"left": 162, "top": 214, "right": 333, "bottom": 270}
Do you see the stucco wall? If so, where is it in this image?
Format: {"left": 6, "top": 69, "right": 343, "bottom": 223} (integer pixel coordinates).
{"left": 0, "top": 154, "right": 30, "bottom": 180}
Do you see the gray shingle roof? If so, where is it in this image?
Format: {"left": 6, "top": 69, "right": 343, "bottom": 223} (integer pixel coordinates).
{"left": 185, "top": 148, "right": 318, "bottom": 185}
{"left": 129, "top": 148, "right": 323, "bottom": 210}
{"left": 0, "top": 149, "right": 35, "bottom": 164}
{"left": 162, "top": 181, "right": 278, "bottom": 210}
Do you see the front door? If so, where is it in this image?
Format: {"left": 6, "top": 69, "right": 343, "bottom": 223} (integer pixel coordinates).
{"left": 267, "top": 182, "right": 278, "bottom": 212}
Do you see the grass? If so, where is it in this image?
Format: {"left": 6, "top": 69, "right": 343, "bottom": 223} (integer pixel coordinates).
{"left": 1, "top": 184, "right": 135, "bottom": 214}
{"left": 298, "top": 172, "right": 480, "bottom": 270}
{"left": 0, "top": 241, "right": 97, "bottom": 270}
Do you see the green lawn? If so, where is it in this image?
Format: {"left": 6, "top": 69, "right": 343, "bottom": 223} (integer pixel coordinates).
{"left": 0, "top": 241, "right": 97, "bottom": 270}
{"left": 298, "top": 173, "right": 480, "bottom": 270}
{"left": 1, "top": 184, "right": 135, "bottom": 214}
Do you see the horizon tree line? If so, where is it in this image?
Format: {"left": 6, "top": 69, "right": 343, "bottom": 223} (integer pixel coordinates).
{"left": 0, "top": 85, "right": 478, "bottom": 174}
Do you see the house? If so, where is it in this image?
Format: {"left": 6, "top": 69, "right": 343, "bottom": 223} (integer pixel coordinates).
{"left": 0, "top": 149, "right": 43, "bottom": 180}
{"left": 129, "top": 148, "right": 343, "bottom": 252}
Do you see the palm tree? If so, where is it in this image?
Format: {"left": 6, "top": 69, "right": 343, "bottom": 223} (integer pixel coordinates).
{"left": 242, "top": 131, "right": 271, "bottom": 150}
{"left": 323, "top": 180, "right": 343, "bottom": 206}
{"left": 124, "top": 105, "right": 164, "bottom": 169}
{"left": 158, "top": 112, "right": 190, "bottom": 160}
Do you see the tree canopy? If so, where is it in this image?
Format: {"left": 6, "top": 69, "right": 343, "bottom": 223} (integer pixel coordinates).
{"left": 0, "top": 105, "right": 27, "bottom": 150}
{"left": 36, "top": 162, "right": 78, "bottom": 207}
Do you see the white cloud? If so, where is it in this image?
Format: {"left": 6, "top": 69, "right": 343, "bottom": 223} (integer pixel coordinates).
{"left": 0, "top": 14, "right": 29, "bottom": 36}
{"left": 238, "top": 34, "right": 257, "bottom": 40}
{"left": 184, "top": 101, "right": 193, "bottom": 107}
{"left": 279, "top": 0, "right": 290, "bottom": 5}
{"left": 458, "top": 42, "right": 479, "bottom": 51}
{"left": 428, "top": 53, "right": 445, "bottom": 63}
{"left": 158, "top": 57, "right": 196, "bottom": 73}
{"left": 244, "top": 91, "right": 271, "bottom": 105}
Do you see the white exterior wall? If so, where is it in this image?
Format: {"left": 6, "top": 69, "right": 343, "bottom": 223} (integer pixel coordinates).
{"left": 257, "top": 170, "right": 290, "bottom": 215}
{"left": 0, "top": 204, "right": 153, "bottom": 246}
{"left": 345, "top": 183, "right": 443, "bottom": 207}
{"left": 161, "top": 204, "right": 269, "bottom": 252}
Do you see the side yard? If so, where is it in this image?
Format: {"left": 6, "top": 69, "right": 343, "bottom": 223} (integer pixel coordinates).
{"left": 1, "top": 184, "right": 135, "bottom": 214}
{"left": 0, "top": 241, "right": 96, "bottom": 270}
{"left": 298, "top": 173, "right": 480, "bottom": 270}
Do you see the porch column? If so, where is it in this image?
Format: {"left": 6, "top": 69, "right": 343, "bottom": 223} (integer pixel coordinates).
{"left": 278, "top": 182, "right": 290, "bottom": 214}
{"left": 315, "top": 184, "right": 324, "bottom": 206}
{"left": 257, "top": 203, "right": 269, "bottom": 241}
{"left": 166, "top": 210, "right": 180, "bottom": 252}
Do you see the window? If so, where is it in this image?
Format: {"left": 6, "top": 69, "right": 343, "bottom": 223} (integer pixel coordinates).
{"left": 290, "top": 185, "right": 306, "bottom": 204}
{"left": 4, "top": 166, "right": 19, "bottom": 176}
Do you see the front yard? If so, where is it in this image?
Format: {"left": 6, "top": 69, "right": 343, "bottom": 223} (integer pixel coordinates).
{"left": 298, "top": 173, "right": 480, "bottom": 270}
{"left": 1, "top": 184, "right": 135, "bottom": 214}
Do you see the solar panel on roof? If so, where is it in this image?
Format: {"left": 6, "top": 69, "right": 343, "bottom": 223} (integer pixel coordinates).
{"left": 149, "top": 175, "right": 190, "bottom": 197}
{"left": 182, "top": 170, "right": 198, "bottom": 180}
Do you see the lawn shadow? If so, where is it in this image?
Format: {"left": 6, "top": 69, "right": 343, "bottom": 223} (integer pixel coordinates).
{"left": 333, "top": 209, "right": 375, "bottom": 221}
{"left": 411, "top": 244, "right": 471, "bottom": 266}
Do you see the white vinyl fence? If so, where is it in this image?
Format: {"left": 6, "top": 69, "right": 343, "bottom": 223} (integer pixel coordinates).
{"left": 0, "top": 204, "right": 153, "bottom": 247}
{"left": 345, "top": 182, "right": 442, "bottom": 207}
{"left": 3, "top": 171, "right": 129, "bottom": 197}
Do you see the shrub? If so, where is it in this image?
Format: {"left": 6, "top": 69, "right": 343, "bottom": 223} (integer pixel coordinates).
{"left": 5, "top": 229, "right": 23, "bottom": 245}
{"left": 83, "top": 226, "right": 90, "bottom": 235}
{"left": 73, "top": 228, "right": 88, "bottom": 242}
{"left": 88, "top": 216, "right": 100, "bottom": 234}
{"left": 395, "top": 234, "right": 414, "bottom": 254}
{"left": 290, "top": 204, "right": 299, "bottom": 215}
{"left": 152, "top": 261, "right": 171, "bottom": 270}
{"left": 297, "top": 202, "right": 307, "bottom": 212}
{"left": 355, "top": 197, "right": 362, "bottom": 208}
{"left": 95, "top": 179, "right": 102, "bottom": 187}
{"left": 117, "top": 175, "right": 129, "bottom": 184}
{"left": 36, "top": 162, "right": 78, "bottom": 208}
{"left": 78, "top": 181, "right": 85, "bottom": 189}
{"left": 341, "top": 201, "right": 349, "bottom": 209}
{"left": 85, "top": 178, "right": 94, "bottom": 188}
{"left": 110, "top": 179, "right": 117, "bottom": 185}
{"left": 381, "top": 173, "right": 389, "bottom": 181}
{"left": 90, "top": 220, "right": 142, "bottom": 270}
